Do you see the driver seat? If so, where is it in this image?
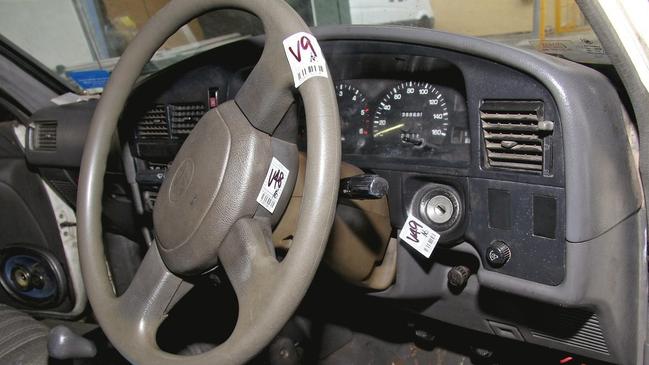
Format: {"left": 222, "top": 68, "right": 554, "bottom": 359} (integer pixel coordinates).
{"left": 0, "top": 303, "right": 48, "bottom": 365}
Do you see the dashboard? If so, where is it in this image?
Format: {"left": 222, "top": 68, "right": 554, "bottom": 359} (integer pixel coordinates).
{"left": 119, "top": 40, "right": 570, "bottom": 287}
{"left": 334, "top": 79, "right": 469, "bottom": 160}
{"left": 125, "top": 39, "right": 567, "bottom": 282}
{"left": 23, "top": 27, "right": 644, "bottom": 365}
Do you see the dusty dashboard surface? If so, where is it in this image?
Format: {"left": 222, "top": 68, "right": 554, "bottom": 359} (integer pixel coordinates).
{"left": 125, "top": 39, "right": 565, "bottom": 286}
{"left": 88, "top": 30, "right": 640, "bottom": 364}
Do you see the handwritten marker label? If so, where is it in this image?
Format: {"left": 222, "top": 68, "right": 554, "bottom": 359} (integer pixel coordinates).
{"left": 398, "top": 214, "right": 440, "bottom": 258}
{"left": 282, "top": 32, "right": 328, "bottom": 87}
{"left": 257, "top": 157, "right": 290, "bottom": 213}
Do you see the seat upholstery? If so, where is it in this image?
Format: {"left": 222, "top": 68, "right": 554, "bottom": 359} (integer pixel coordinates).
{"left": 0, "top": 304, "right": 48, "bottom": 365}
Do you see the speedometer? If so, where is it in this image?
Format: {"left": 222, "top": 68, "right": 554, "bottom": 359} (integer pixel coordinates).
{"left": 373, "top": 81, "right": 449, "bottom": 148}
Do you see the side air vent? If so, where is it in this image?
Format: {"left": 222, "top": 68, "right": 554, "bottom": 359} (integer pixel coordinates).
{"left": 32, "top": 121, "right": 57, "bottom": 152}
{"left": 136, "top": 104, "right": 168, "bottom": 139}
{"left": 170, "top": 103, "right": 206, "bottom": 138}
{"left": 480, "top": 100, "right": 553, "bottom": 173}
{"left": 530, "top": 309, "right": 609, "bottom": 355}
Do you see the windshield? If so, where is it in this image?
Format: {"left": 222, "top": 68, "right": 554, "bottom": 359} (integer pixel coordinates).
{"left": 0, "top": 0, "right": 608, "bottom": 93}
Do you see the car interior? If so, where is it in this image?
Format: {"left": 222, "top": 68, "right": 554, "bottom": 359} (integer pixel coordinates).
{"left": 0, "top": 0, "right": 647, "bottom": 364}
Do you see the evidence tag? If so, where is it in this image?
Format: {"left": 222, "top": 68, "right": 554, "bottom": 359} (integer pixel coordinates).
{"left": 282, "top": 32, "right": 328, "bottom": 87}
{"left": 256, "top": 157, "right": 290, "bottom": 213}
{"left": 398, "top": 214, "right": 440, "bottom": 258}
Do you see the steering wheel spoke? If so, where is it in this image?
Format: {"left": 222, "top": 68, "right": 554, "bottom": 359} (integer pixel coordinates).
{"left": 235, "top": 43, "right": 295, "bottom": 135}
{"left": 116, "top": 245, "right": 192, "bottom": 340}
{"left": 218, "top": 218, "right": 279, "bottom": 305}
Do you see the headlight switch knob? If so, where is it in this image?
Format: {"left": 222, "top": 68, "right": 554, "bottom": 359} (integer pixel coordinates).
{"left": 485, "top": 241, "right": 511, "bottom": 267}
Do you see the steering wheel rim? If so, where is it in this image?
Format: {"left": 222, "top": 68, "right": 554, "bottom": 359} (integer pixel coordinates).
{"left": 77, "top": 1, "right": 340, "bottom": 364}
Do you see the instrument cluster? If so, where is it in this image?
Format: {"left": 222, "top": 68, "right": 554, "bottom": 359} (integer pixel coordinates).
{"left": 334, "top": 79, "right": 469, "bottom": 165}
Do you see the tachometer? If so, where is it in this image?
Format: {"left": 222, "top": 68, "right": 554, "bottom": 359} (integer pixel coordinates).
{"left": 336, "top": 82, "right": 371, "bottom": 153}
{"left": 373, "top": 81, "right": 449, "bottom": 148}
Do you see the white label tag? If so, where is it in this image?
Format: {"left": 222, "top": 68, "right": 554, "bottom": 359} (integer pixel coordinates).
{"left": 398, "top": 214, "right": 440, "bottom": 258}
{"left": 256, "top": 157, "right": 290, "bottom": 213}
{"left": 282, "top": 32, "right": 328, "bottom": 87}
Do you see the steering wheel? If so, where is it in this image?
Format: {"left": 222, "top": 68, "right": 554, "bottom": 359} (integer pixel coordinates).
{"left": 77, "top": 0, "right": 340, "bottom": 363}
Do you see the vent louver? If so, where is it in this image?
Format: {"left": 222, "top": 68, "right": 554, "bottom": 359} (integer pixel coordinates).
{"left": 531, "top": 309, "right": 609, "bottom": 355}
{"left": 136, "top": 104, "right": 168, "bottom": 139}
{"left": 33, "top": 121, "right": 57, "bottom": 151}
{"left": 480, "top": 101, "right": 553, "bottom": 173}
{"left": 170, "top": 103, "right": 206, "bottom": 138}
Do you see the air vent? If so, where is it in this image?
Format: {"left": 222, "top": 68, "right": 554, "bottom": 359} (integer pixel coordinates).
{"left": 32, "top": 121, "right": 57, "bottom": 151}
{"left": 136, "top": 104, "right": 168, "bottom": 139}
{"left": 170, "top": 103, "right": 206, "bottom": 138}
{"left": 480, "top": 101, "right": 553, "bottom": 173}
{"left": 531, "top": 309, "right": 609, "bottom": 355}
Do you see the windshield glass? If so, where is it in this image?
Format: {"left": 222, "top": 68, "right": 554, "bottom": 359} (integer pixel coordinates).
{"left": 0, "top": 0, "right": 608, "bottom": 93}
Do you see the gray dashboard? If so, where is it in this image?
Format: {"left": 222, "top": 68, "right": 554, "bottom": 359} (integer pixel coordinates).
{"left": 24, "top": 26, "right": 645, "bottom": 364}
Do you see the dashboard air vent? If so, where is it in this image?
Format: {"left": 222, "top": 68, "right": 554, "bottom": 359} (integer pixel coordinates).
{"left": 480, "top": 101, "right": 553, "bottom": 173}
{"left": 170, "top": 103, "right": 206, "bottom": 138}
{"left": 136, "top": 104, "right": 168, "bottom": 139}
{"left": 33, "top": 121, "right": 57, "bottom": 152}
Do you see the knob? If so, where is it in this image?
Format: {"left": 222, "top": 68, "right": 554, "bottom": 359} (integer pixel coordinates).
{"left": 48, "top": 325, "right": 97, "bottom": 360}
{"left": 447, "top": 265, "right": 471, "bottom": 289}
{"left": 486, "top": 241, "right": 511, "bottom": 267}
{"left": 340, "top": 174, "right": 388, "bottom": 200}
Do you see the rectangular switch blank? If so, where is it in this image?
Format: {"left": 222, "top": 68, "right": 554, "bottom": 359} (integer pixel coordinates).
{"left": 533, "top": 195, "right": 557, "bottom": 239}
{"left": 488, "top": 189, "right": 511, "bottom": 230}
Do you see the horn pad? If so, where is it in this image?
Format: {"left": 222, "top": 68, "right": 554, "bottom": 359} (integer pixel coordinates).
{"left": 153, "top": 101, "right": 270, "bottom": 275}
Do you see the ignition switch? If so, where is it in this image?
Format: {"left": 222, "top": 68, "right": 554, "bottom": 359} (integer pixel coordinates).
{"left": 425, "top": 195, "right": 455, "bottom": 224}
{"left": 414, "top": 184, "right": 463, "bottom": 233}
